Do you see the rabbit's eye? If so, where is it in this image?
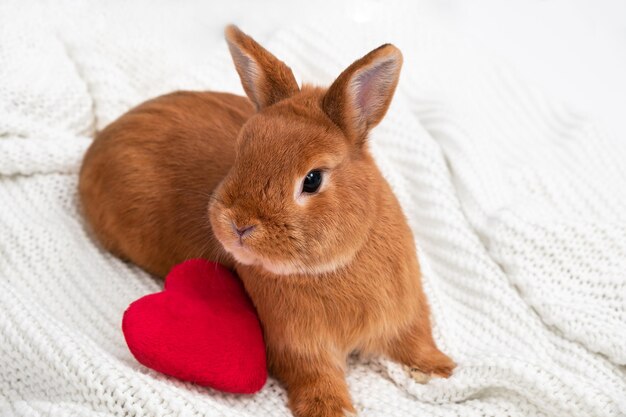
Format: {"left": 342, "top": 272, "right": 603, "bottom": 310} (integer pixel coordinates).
{"left": 302, "top": 170, "right": 323, "bottom": 194}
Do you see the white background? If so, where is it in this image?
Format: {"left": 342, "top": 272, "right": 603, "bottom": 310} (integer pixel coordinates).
{"left": 195, "top": 0, "right": 626, "bottom": 143}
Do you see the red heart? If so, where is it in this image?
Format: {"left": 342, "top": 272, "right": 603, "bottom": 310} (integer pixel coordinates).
{"left": 122, "top": 259, "right": 267, "bottom": 393}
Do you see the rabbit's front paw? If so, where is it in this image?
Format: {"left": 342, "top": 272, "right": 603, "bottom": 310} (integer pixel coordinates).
{"left": 406, "top": 366, "right": 432, "bottom": 384}
{"left": 291, "top": 394, "right": 355, "bottom": 417}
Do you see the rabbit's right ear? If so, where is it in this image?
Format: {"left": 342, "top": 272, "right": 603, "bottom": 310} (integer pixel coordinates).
{"left": 323, "top": 44, "right": 402, "bottom": 146}
{"left": 225, "top": 25, "right": 300, "bottom": 110}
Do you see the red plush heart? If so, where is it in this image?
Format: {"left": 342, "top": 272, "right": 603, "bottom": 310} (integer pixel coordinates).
{"left": 122, "top": 259, "right": 267, "bottom": 393}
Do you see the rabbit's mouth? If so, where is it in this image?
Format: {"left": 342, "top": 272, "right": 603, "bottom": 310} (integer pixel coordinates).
{"left": 213, "top": 217, "right": 360, "bottom": 276}
{"left": 223, "top": 239, "right": 258, "bottom": 267}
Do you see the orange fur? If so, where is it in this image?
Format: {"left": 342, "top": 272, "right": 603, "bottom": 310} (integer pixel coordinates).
{"left": 79, "top": 25, "right": 455, "bottom": 417}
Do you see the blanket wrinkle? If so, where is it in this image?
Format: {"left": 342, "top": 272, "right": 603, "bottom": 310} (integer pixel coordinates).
{"left": 55, "top": 31, "right": 98, "bottom": 140}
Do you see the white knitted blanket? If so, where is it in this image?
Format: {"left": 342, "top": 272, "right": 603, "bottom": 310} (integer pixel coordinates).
{"left": 1, "top": 2, "right": 625, "bottom": 416}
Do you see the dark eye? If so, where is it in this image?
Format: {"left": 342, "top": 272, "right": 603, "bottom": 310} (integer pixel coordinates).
{"left": 302, "top": 170, "right": 323, "bottom": 194}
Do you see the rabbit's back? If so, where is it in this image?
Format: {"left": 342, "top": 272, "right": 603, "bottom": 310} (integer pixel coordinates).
{"left": 79, "top": 91, "right": 254, "bottom": 276}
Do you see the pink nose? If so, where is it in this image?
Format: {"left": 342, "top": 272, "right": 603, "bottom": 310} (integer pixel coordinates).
{"left": 231, "top": 222, "right": 255, "bottom": 238}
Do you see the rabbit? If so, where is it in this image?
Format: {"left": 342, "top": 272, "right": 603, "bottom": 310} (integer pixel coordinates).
{"left": 79, "top": 25, "right": 455, "bottom": 417}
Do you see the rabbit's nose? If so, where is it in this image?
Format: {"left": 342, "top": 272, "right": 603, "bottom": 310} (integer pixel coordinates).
{"left": 231, "top": 221, "right": 256, "bottom": 238}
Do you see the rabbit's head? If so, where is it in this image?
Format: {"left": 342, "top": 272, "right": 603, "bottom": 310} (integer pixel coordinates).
{"left": 209, "top": 26, "right": 403, "bottom": 276}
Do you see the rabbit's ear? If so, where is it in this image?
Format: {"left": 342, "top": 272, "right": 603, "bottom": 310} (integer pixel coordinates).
{"left": 323, "top": 44, "right": 402, "bottom": 144}
{"left": 225, "top": 25, "right": 299, "bottom": 110}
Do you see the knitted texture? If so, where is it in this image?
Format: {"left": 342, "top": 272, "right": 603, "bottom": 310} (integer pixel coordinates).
{"left": 1, "top": 2, "right": 625, "bottom": 416}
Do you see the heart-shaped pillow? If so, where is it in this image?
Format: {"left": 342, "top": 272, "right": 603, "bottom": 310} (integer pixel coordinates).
{"left": 122, "top": 259, "right": 267, "bottom": 393}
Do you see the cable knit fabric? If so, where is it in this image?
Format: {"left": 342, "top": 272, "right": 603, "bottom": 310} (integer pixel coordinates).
{"left": 1, "top": 2, "right": 625, "bottom": 416}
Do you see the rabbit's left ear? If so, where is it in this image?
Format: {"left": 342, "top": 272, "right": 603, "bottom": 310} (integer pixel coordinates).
{"left": 225, "top": 25, "right": 300, "bottom": 110}
{"left": 323, "top": 44, "right": 402, "bottom": 145}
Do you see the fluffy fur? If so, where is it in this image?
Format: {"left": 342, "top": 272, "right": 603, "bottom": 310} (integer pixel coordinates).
{"left": 79, "top": 25, "right": 455, "bottom": 417}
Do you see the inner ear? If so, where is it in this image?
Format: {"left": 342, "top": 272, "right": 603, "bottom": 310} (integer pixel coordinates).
{"left": 225, "top": 25, "right": 299, "bottom": 110}
{"left": 323, "top": 44, "right": 403, "bottom": 143}
{"left": 351, "top": 58, "right": 399, "bottom": 124}
{"left": 227, "top": 41, "right": 262, "bottom": 107}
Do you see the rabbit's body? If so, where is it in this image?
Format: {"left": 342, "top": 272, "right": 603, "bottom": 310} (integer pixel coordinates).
{"left": 238, "top": 173, "right": 445, "bottom": 360}
{"left": 80, "top": 26, "right": 454, "bottom": 417}
{"left": 80, "top": 91, "right": 252, "bottom": 276}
